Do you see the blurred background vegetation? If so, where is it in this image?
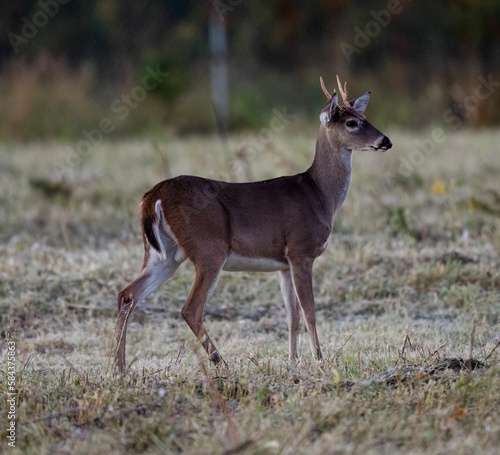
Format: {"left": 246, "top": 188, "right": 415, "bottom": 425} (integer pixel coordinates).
{"left": 0, "top": 0, "right": 498, "bottom": 140}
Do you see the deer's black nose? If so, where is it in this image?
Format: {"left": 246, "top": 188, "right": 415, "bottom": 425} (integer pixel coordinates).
{"left": 380, "top": 136, "right": 392, "bottom": 150}
{"left": 374, "top": 136, "right": 392, "bottom": 151}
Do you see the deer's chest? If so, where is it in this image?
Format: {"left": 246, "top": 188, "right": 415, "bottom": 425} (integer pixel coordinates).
{"left": 335, "top": 151, "right": 352, "bottom": 209}
{"left": 336, "top": 174, "right": 352, "bottom": 209}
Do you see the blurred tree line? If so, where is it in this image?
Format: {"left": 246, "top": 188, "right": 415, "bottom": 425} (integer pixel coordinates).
{"left": 0, "top": 0, "right": 498, "bottom": 139}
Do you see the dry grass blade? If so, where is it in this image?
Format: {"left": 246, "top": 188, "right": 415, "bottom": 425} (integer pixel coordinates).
{"left": 485, "top": 339, "right": 500, "bottom": 361}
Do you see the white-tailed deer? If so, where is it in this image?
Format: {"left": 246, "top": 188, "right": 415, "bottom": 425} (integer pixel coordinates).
{"left": 115, "top": 76, "right": 392, "bottom": 372}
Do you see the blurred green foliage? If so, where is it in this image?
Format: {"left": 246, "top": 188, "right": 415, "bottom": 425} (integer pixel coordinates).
{"left": 0, "top": 0, "right": 498, "bottom": 138}
{"left": 141, "top": 54, "right": 187, "bottom": 104}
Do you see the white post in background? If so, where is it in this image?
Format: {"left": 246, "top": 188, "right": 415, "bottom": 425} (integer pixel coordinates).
{"left": 209, "top": 4, "right": 229, "bottom": 133}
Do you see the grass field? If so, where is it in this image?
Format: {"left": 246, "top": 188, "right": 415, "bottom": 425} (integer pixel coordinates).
{"left": 1, "top": 128, "right": 499, "bottom": 454}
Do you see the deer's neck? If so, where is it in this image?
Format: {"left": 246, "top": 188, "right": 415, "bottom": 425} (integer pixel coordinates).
{"left": 307, "top": 126, "right": 352, "bottom": 213}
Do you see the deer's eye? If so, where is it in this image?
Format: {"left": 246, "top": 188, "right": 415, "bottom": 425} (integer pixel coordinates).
{"left": 346, "top": 120, "right": 358, "bottom": 128}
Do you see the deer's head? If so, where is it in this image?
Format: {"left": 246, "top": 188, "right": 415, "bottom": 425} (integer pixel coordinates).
{"left": 319, "top": 76, "right": 392, "bottom": 152}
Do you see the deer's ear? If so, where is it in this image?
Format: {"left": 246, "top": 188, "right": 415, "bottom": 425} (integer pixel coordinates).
{"left": 320, "top": 93, "right": 339, "bottom": 125}
{"left": 352, "top": 91, "right": 371, "bottom": 114}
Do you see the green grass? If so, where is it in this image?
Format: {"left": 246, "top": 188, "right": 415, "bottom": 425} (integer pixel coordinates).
{"left": 1, "top": 129, "right": 499, "bottom": 454}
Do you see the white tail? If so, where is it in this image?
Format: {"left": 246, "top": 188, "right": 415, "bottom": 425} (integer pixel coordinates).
{"left": 115, "top": 76, "right": 392, "bottom": 372}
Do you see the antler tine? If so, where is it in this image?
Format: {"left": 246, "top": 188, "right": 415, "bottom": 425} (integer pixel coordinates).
{"left": 319, "top": 76, "right": 332, "bottom": 100}
{"left": 336, "top": 74, "right": 351, "bottom": 107}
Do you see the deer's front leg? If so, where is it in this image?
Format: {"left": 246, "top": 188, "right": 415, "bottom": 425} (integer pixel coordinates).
{"left": 289, "top": 258, "right": 323, "bottom": 361}
{"left": 279, "top": 269, "right": 300, "bottom": 361}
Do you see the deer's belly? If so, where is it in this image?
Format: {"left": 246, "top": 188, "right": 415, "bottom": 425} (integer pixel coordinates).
{"left": 223, "top": 253, "right": 288, "bottom": 272}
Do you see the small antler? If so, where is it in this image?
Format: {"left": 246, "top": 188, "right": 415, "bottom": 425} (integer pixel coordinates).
{"left": 319, "top": 76, "right": 332, "bottom": 100}
{"left": 336, "top": 75, "right": 351, "bottom": 107}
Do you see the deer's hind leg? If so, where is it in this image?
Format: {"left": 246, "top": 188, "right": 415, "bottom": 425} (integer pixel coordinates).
{"left": 115, "top": 233, "right": 184, "bottom": 372}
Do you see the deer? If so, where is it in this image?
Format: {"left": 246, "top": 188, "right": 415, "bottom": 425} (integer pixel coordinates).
{"left": 114, "top": 76, "right": 392, "bottom": 372}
